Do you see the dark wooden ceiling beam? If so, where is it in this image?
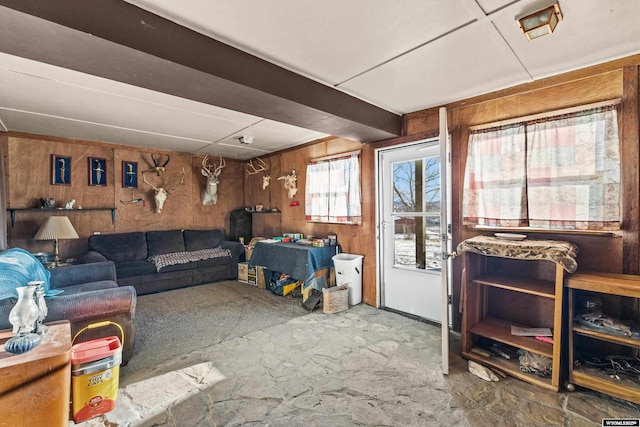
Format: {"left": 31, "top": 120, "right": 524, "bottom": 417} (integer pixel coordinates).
{"left": 0, "top": 1, "right": 401, "bottom": 142}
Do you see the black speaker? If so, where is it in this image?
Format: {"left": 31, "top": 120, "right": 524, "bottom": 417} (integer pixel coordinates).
{"left": 229, "top": 209, "right": 252, "bottom": 242}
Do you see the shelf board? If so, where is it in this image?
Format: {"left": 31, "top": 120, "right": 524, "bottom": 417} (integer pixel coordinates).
{"left": 568, "top": 273, "right": 640, "bottom": 297}
{"left": 573, "top": 324, "right": 640, "bottom": 347}
{"left": 462, "top": 351, "right": 557, "bottom": 391}
{"left": 7, "top": 207, "right": 117, "bottom": 226}
{"left": 472, "top": 274, "right": 556, "bottom": 298}
{"left": 248, "top": 210, "right": 281, "bottom": 221}
{"left": 469, "top": 316, "right": 554, "bottom": 357}
{"left": 572, "top": 367, "right": 640, "bottom": 404}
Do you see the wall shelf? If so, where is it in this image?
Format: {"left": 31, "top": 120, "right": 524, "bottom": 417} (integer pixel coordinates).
{"left": 249, "top": 210, "right": 281, "bottom": 221}
{"left": 459, "top": 237, "right": 573, "bottom": 392}
{"left": 566, "top": 272, "right": 640, "bottom": 404}
{"left": 7, "top": 208, "right": 117, "bottom": 227}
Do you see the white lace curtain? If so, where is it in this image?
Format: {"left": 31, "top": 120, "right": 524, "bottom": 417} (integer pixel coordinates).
{"left": 305, "top": 154, "right": 361, "bottom": 224}
{"left": 463, "top": 106, "right": 621, "bottom": 230}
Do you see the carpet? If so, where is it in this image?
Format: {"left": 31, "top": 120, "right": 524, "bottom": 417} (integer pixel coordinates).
{"left": 120, "top": 280, "right": 309, "bottom": 383}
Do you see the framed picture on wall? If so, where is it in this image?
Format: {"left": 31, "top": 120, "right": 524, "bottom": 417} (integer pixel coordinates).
{"left": 122, "top": 161, "right": 138, "bottom": 188}
{"left": 51, "top": 154, "right": 71, "bottom": 185}
{"left": 88, "top": 157, "right": 107, "bottom": 186}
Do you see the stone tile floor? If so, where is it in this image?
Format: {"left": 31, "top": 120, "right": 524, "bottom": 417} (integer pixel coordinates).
{"left": 74, "top": 305, "right": 639, "bottom": 426}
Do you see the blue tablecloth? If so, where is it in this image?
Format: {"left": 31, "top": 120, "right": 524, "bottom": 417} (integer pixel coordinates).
{"left": 248, "top": 241, "right": 340, "bottom": 282}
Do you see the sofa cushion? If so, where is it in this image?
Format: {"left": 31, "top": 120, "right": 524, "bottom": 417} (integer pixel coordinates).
{"left": 146, "top": 230, "right": 186, "bottom": 257}
{"left": 183, "top": 229, "right": 224, "bottom": 252}
{"left": 88, "top": 232, "right": 148, "bottom": 262}
{"left": 158, "top": 260, "right": 198, "bottom": 273}
{"left": 116, "top": 260, "right": 158, "bottom": 279}
{"left": 197, "top": 256, "right": 231, "bottom": 268}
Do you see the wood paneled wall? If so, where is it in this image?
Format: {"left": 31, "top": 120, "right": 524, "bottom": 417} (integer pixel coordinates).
{"left": 402, "top": 59, "right": 640, "bottom": 328}
{"left": 4, "top": 134, "right": 245, "bottom": 260}
{"left": 243, "top": 137, "right": 378, "bottom": 305}
{"left": 4, "top": 53, "right": 640, "bottom": 320}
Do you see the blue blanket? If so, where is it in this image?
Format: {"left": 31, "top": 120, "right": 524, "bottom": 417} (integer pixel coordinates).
{"left": 0, "top": 248, "right": 59, "bottom": 300}
{"left": 249, "top": 241, "right": 340, "bottom": 283}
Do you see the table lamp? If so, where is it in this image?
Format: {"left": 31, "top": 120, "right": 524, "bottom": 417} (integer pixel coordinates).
{"left": 33, "top": 216, "right": 79, "bottom": 267}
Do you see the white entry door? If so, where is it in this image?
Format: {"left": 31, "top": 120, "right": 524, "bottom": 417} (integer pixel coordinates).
{"left": 378, "top": 138, "right": 450, "bottom": 324}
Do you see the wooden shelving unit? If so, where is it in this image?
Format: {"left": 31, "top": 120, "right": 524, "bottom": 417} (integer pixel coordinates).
{"left": 7, "top": 207, "right": 117, "bottom": 226}
{"left": 566, "top": 272, "right": 640, "bottom": 404}
{"left": 461, "top": 248, "right": 566, "bottom": 391}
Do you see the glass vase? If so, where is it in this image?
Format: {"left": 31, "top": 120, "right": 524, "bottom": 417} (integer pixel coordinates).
{"left": 4, "top": 285, "right": 42, "bottom": 355}
{"left": 29, "top": 281, "right": 48, "bottom": 335}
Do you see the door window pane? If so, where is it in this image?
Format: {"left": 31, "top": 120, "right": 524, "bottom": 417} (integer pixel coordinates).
{"left": 392, "top": 155, "right": 442, "bottom": 271}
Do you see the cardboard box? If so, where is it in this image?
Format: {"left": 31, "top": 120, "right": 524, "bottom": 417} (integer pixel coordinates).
{"left": 238, "top": 262, "right": 249, "bottom": 283}
{"left": 247, "top": 265, "right": 258, "bottom": 286}
{"left": 256, "top": 266, "right": 267, "bottom": 289}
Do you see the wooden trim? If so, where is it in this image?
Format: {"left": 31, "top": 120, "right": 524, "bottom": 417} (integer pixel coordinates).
{"left": 371, "top": 125, "right": 460, "bottom": 149}
{"left": 621, "top": 66, "right": 640, "bottom": 274}
{"left": 469, "top": 99, "right": 622, "bottom": 131}
{"left": 310, "top": 150, "right": 361, "bottom": 163}
{"left": 445, "top": 54, "right": 640, "bottom": 111}
{"left": 254, "top": 136, "right": 338, "bottom": 160}
{"left": 371, "top": 131, "right": 438, "bottom": 149}
{"left": 400, "top": 114, "right": 409, "bottom": 137}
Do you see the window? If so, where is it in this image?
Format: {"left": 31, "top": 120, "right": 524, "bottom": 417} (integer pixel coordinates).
{"left": 463, "top": 105, "right": 620, "bottom": 231}
{"left": 305, "top": 153, "right": 361, "bottom": 224}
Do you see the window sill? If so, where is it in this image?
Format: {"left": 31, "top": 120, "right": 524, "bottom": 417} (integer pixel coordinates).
{"left": 468, "top": 226, "right": 621, "bottom": 238}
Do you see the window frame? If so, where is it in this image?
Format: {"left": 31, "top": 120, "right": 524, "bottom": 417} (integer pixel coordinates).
{"left": 305, "top": 150, "right": 362, "bottom": 225}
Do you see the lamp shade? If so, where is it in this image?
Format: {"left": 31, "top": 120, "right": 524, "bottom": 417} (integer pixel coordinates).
{"left": 33, "top": 216, "right": 79, "bottom": 240}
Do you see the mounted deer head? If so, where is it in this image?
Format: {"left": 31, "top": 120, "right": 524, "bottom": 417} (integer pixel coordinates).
{"left": 149, "top": 153, "right": 170, "bottom": 176}
{"left": 142, "top": 167, "right": 185, "bottom": 213}
{"left": 278, "top": 170, "right": 298, "bottom": 200}
{"left": 246, "top": 158, "right": 271, "bottom": 190}
{"left": 201, "top": 155, "right": 225, "bottom": 205}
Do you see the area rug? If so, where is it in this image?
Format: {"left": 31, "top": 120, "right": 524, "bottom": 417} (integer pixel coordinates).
{"left": 120, "top": 280, "right": 309, "bottom": 382}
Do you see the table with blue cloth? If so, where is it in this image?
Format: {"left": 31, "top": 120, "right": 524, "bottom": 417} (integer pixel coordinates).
{"left": 248, "top": 241, "right": 341, "bottom": 283}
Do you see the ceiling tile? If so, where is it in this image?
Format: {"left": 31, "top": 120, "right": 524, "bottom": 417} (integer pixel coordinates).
{"left": 201, "top": 142, "right": 271, "bottom": 161}
{"left": 494, "top": 0, "right": 640, "bottom": 80}
{"left": 126, "top": 0, "right": 477, "bottom": 85}
{"left": 474, "top": 0, "right": 515, "bottom": 14}
{"left": 339, "top": 21, "right": 531, "bottom": 113}
{"left": 4, "top": 1, "right": 640, "bottom": 158}
{"left": 0, "top": 109, "right": 212, "bottom": 153}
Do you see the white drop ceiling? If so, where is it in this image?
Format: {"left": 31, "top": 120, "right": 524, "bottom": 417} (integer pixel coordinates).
{"left": 1, "top": 0, "right": 640, "bottom": 160}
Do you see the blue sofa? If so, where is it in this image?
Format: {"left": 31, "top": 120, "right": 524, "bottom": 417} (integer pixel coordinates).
{"left": 81, "top": 229, "right": 244, "bottom": 295}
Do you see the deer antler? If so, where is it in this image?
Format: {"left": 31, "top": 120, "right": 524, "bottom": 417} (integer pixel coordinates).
{"left": 167, "top": 168, "right": 186, "bottom": 193}
{"left": 142, "top": 169, "right": 158, "bottom": 191}
{"left": 246, "top": 158, "right": 269, "bottom": 175}
{"left": 151, "top": 153, "right": 170, "bottom": 167}
{"left": 150, "top": 153, "right": 170, "bottom": 175}
{"left": 214, "top": 157, "right": 225, "bottom": 176}
{"left": 202, "top": 155, "right": 213, "bottom": 176}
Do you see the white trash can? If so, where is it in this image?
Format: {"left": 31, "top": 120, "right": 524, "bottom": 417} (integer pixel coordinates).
{"left": 332, "top": 253, "right": 364, "bottom": 305}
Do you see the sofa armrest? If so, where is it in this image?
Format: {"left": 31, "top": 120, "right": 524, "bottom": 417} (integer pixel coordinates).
{"left": 47, "top": 286, "right": 137, "bottom": 364}
{"left": 47, "top": 285, "right": 135, "bottom": 321}
{"left": 81, "top": 250, "right": 108, "bottom": 264}
{"left": 221, "top": 240, "right": 244, "bottom": 260}
{"left": 49, "top": 261, "right": 117, "bottom": 290}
